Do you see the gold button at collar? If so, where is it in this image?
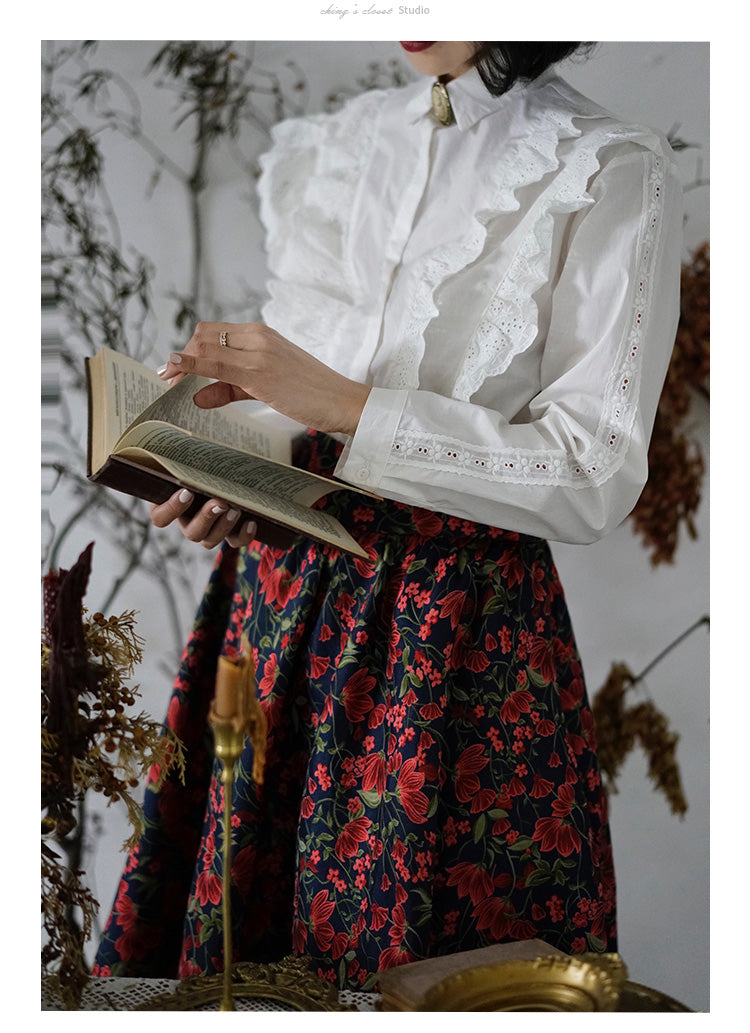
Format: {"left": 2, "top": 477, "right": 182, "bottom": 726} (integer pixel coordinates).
{"left": 431, "top": 81, "right": 455, "bottom": 126}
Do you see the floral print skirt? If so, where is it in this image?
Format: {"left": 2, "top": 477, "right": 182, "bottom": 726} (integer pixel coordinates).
{"left": 95, "top": 431, "right": 616, "bottom": 990}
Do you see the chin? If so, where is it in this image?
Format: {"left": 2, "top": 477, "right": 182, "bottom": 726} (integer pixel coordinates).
{"left": 400, "top": 41, "right": 476, "bottom": 81}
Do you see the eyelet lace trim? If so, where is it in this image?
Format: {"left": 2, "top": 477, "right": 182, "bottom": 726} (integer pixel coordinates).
{"left": 384, "top": 95, "right": 583, "bottom": 393}
{"left": 389, "top": 150, "right": 667, "bottom": 489}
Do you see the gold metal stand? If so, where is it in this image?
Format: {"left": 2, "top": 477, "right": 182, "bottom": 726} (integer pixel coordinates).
{"left": 209, "top": 714, "right": 246, "bottom": 1011}
{"left": 134, "top": 644, "right": 349, "bottom": 1012}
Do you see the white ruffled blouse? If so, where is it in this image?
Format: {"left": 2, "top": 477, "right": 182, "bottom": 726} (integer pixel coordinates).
{"left": 257, "top": 65, "right": 683, "bottom": 545}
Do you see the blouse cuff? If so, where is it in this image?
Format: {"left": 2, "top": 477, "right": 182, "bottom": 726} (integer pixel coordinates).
{"left": 334, "top": 387, "right": 408, "bottom": 489}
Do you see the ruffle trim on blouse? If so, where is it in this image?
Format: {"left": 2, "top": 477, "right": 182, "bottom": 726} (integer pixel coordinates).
{"left": 389, "top": 147, "right": 670, "bottom": 491}
{"left": 385, "top": 85, "right": 591, "bottom": 394}
{"left": 257, "top": 90, "right": 387, "bottom": 368}
{"left": 447, "top": 86, "right": 672, "bottom": 406}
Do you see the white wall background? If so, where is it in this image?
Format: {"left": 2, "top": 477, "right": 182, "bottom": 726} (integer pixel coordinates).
{"left": 43, "top": 40, "right": 710, "bottom": 1012}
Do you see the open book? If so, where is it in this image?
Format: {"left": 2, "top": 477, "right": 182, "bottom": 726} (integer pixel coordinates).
{"left": 85, "top": 347, "right": 371, "bottom": 558}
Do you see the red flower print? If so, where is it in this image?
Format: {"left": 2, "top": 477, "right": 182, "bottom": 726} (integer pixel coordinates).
{"left": 471, "top": 896, "right": 514, "bottom": 940}
{"left": 552, "top": 782, "right": 576, "bottom": 818}
{"left": 499, "top": 688, "right": 534, "bottom": 724}
{"left": 378, "top": 946, "right": 416, "bottom": 970}
{"left": 354, "top": 538, "right": 378, "bottom": 579}
{"left": 530, "top": 774, "right": 555, "bottom": 798}
{"left": 389, "top": 903, "right": 407, "bottom": 945}
{"left": 447, "top": 626, "right": 481, "bottom": 671}
{"left": 454, "top": 743, "right": 489, "bottom": 803}
{"left": 536, "top": 717, "right": 556, "bottom": 736}
{"left": 115, "top": 924, "right": 161, "bottom": 963}
{"left": 397, "top": 756, "right": 429, "bottom": 823}
{"left": 559, "top": 676, "right": 585, "bottom": 710}
{"left": 565, "top": 732, "right": 587, "bottom": 757}
{"left": 497, "top": 549, "right": 525, "bottom": 588}
{"left": 300, "top": 796, "right": 315, "bottom": 819}
{"left": 342, "top": 669, "right": 377, "bottom": 723}
{"left": 259, "top": 564, "right": 299, "bottom": 608}
{"left": 362, "top": 751, "right": 386, "bottom": 796}
{"left": 335, "top": 816, "right": 372, "bottom": 860}
{"left": 531, "top": 816, "right": 582, "bottom": 857}
{"left": 371, "top": 902, "right": 389, "bottom": 930}
{"left": 114, "top": 879, "right": 138, "bottom": 931}
{"left": 465, "top": 647, "right": 490, "bottom": 672}
{"left": 470, "top": 788, "right": 497, "bottom": 814}
{"left": 258, "top": 653, "right": 278, "bottom": 699}
{"left": 528, "top": 635, "right": 565, "bottom": 684}
{"left": 509, "top": 918, "right": 538, "bottom": 940}
{"left": 368, "top": 702, "right": 387, "bottom": 728}
{"left": 331, "top": 931, "right": 349, "bottom": 960}
{"left": 419, "top": 701, "right": 443, "bottom": 720}
{"left": 309, "top": 889, "right": 336, "bottom": 952}
{"left": 446, "top": 861, "right": 494, "bottom": 905}
{"left": 413, "top": 508, "right": 444, "bottom": 538}
{"left": 195, "top": 869, "right": 222, "bottom": 907}
{"left": 309, "top": 654, "right": 330, "bottom": 679}
{"left": 580, "top": 707, "right": 597, "bottom": 749}
{"left": 438, "top": 589, "right": 471, "bottom": 630}
{"left": 167, "top": 694, "right": 189, "bottom": 736}
{"left": 555, "top": 824, "right": 582, "bottom": 856}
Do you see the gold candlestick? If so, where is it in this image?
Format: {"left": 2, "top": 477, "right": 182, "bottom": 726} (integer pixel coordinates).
{"left": 208, "top": 641, "right": 267, "bottom": 1012}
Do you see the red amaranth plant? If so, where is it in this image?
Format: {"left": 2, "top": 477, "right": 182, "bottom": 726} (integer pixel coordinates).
{"left": 42, "top": 543, "right": 185, "bottom": 1008}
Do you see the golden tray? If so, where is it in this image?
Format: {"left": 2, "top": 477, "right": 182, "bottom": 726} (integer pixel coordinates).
{"left": 417, "top": 953, "right": 626, "bottom": 1011}
{"left": 137, "top": 956, "right": 350, "bottom": 1011}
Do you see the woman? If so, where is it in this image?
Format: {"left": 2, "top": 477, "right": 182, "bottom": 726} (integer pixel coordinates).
{"left": 95, "top": 42, "right": 682, "bottom": 990}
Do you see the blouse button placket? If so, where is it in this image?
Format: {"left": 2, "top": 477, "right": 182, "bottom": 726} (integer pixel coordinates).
{"left": 371, "top": 118, "right": 437, "bottom": 381}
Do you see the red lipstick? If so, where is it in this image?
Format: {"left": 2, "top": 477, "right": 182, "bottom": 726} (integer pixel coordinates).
{"left": 399, "top": 42, "right": 436, "bottom": 53}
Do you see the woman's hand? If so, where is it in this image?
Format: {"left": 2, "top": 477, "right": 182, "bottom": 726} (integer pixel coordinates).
{"left": 159, "top": 321, "right": 371, "bottom": 437}
{"left": 150, "top": 488, "right": 258, "bottom": 550}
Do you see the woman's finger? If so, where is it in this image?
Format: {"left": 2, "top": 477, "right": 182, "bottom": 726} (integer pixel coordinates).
{"left": 179, "top": 500, "right": 242, "bottom": 549}
{"left": 225, "top": 519, "right": 258, "bottom": 549}
{"left": 150, "top": 488, "right": 195, "bottom": 527}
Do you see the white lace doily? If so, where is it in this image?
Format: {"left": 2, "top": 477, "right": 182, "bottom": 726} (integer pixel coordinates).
{"left": 41, "top": 975, "right": 381, "bottom": 1012}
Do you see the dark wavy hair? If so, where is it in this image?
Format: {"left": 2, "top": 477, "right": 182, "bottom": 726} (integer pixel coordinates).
{"left": 473, "top": 43, "right": 593, "bottom": 96}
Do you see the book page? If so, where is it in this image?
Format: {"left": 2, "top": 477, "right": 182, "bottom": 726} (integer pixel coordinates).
{"left": 130, "top": 373, "right": 291, "bottom": 464}
{"left": 116, "top": 425, "right": 365, "bottom": 555}
{"left": 117, "top": 422, "right": 335, "bottom": 507}
{"left": 102, "top": 350, "right": 169, "bottom": 449}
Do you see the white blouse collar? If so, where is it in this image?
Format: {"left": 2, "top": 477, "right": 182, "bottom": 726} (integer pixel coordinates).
{"left": 404, "top": 65, "right": 558, "bottom": 131}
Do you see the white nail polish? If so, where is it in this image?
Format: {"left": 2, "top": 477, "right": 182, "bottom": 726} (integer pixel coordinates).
{"left": 226, "top": 508, "right": 239, "bottom": 522}
{"left": 169, "top": 352, "right": 183, "bottom": 364}
{"left": 211, "top": 504, "right": 227, "bottom": 515}
{"left": 244, "top": 521, "right": 256, "bottom": 536}
{"left": 178, "top": 488, "right": 193, "bottom": 503}
{"left": 157, "top": 365, "right": 168, "bottom": 377}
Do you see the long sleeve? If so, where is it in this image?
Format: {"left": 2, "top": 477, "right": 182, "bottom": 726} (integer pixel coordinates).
{"left": 335, "top": 145, "right": 683, "bottom": 544}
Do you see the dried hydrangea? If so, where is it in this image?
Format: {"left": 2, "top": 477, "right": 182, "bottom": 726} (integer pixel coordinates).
{"left": 42, "top": 543, "right": 185, "bottom": 1008}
